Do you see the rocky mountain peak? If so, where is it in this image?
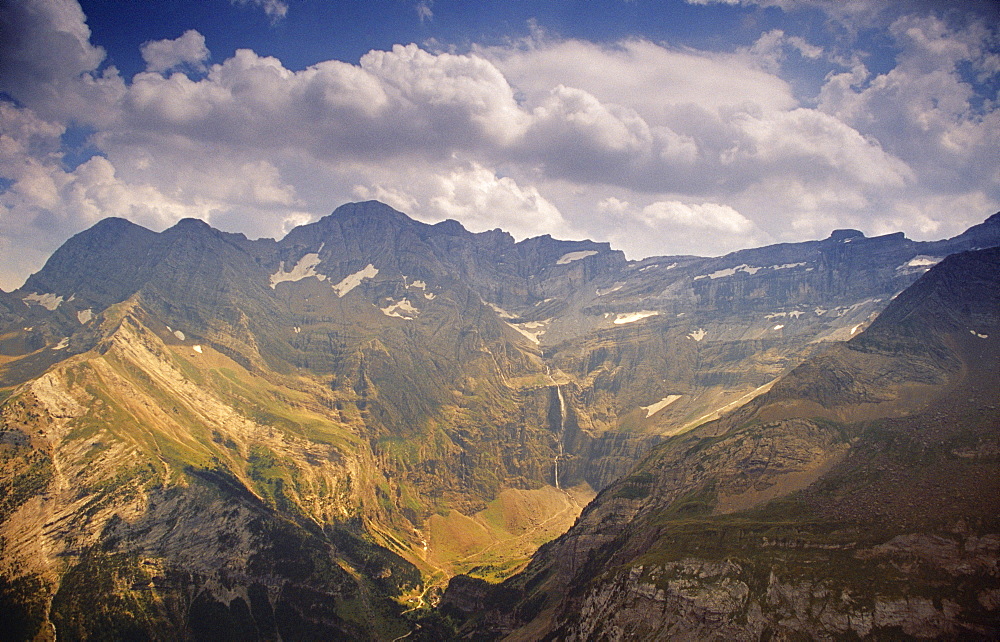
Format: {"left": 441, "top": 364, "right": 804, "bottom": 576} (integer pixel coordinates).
{"left": 167, "top": 217, "right": 213, "bottom": 232}
{"left": 828, "top": 228, "right": 864, "bottom": 241}
{"left": 431, "top": 218, "right": 468, "bottom": 236}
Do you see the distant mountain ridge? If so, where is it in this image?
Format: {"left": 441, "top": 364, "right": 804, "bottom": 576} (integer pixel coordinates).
{"left": 449, "top": 245, "right": 1000, "bottom": 639}
{"left": 1, "top": 202, "right": 999, "bottom": 638}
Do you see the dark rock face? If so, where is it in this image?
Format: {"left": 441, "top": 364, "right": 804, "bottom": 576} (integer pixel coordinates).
{"left": 456, "top": 247, "right": 1000, "bottom": 640}
{"left": 1, "top": 202, "right": 999, "bottom": 639}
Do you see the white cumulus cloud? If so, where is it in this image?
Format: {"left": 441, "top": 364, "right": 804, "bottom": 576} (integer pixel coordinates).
{"left": 0, "top": 0, "right": 998, "bottom": 289}
{"left": 141, "top": 30, "right": 210, "bottom": 73}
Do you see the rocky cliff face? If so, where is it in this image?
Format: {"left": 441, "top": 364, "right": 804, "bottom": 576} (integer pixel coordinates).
{"left": 450, "top": 246, "right": 1000, "bottom": 639}
{"left": 2, "top": 202, "right": 999, "bottom": 638}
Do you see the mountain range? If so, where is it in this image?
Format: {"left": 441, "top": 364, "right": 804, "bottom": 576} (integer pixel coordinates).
{"left": 1, "top": 201, "right": 998, "bottom": 639}
{"left": 444, "top": 244, "right": 1000, "bottom": 639}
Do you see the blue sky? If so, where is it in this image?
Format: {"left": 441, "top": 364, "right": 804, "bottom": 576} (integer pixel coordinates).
{"left": 1, "top": 0, "right": 998, "bottom": 290}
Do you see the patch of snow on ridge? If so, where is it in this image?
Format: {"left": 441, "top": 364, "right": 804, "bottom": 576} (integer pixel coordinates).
{"left": 173, "top": 330, "right": 186, "bottom": 341}
{"left": 971, "top": 330, "right": 989, "bottom": 339}
{"left": 766, "top": 310, "right": 803, "bottom": 321}
{"left": 193, "top": 345, "right": 203, "bottom": 353}
{"left": 773, "top": 324, "right": 784, "bottom": 331}
{"left": 694, "top": 262, "right": 807, "bottom": 282}
{"left": 53, "top": 337, "right": 69, "bottom": 350}
{"left": 688, "top": 328, "right": 707, "bottom": 341}
{"left": 410, "top": 279, "right": 437, "bottom": 300}
{"left": 507, "top": 319, "right": 550, "bottom": 344}
{"left": 557, "top": 250, "right": 598, "bottom": 265}
{"left": 270, "top": 253, "right": 326, "bottom": 288}
{"left": 904, "top": 255, "right": 943, "bottom": 268}
{"left": 642, "top": 395, "right": 682, "bottom": 418}
{"left": 77, "top": 309, "right": 93, "bottom": 324}
{"left": 332, "top": 264, "right": 378, "bottom": 297}
{"left": 897, "top": 255, "right": 943, "bottom": 274}
{"left": 488, "top": 303, "right": 517, "bottom": 319}
{"left": 381, "top": 298, "right": 419, "bottom": 319}
{"left": 694, "top": 264, "right": 762, "bottom": 280}
{"left": 614, "top": 311, "right": 659, "bottom": 325}
{"left": 23, "top": 292, "right": 63, "bottom": 310}
{"left": 597, "top": 283, "right": 624, "bottom": 296}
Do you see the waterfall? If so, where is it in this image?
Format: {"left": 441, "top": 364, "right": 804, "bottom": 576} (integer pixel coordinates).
{"left": 554, "top": 385, "right": 566, "bottom": 490}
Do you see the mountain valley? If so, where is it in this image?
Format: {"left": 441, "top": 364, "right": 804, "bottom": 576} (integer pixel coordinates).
{"left": 1, "top": 201, "right": 998, "bottom": 639}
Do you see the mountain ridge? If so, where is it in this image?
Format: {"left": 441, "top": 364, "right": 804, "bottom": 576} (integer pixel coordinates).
{"left": 2, "top": 202, "right": 999, "bottom": 639}
{"left": 448, "top": 246, "right": 1000, "bottom": 639}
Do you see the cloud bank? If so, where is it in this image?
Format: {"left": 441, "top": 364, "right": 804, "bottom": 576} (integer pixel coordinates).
{"left": 0, "top": 0, "right": 997, "bottom": 289}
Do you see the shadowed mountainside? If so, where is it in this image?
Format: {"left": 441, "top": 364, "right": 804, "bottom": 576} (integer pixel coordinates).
{"left": 447, "top": 246, "right": 1000, "bottom": 639}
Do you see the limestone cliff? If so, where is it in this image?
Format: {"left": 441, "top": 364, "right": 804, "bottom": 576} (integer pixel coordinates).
{"left": 450, "top": 246, "right": 1000, "bottom": 640}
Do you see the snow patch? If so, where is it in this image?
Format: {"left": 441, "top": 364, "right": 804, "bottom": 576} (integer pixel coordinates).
{"left": 381, "top": 298, "right": 419, "bottom": 319}
{"left": 270, "top": 253, "right": 326, "bottom": 288}
{"left": 77, "top": 309, "right": 93, "bottom": 324}
{"left": 850, "top": 325, "right": 861, "bottom": 335}
{"left": 814, "top": 307, "right": 828, "bottom": 316}
{"left": 897, "top": 255, "right": 943, "bottom": 274}
{"left": 597, "top": 283, "right": 625, "bottom": 296}
{"left": 688, "top": 328, "right": 707, "bottom": 341}
{"left": 904, "top": 255, "right": 942, "bottom": 268}
{"left": 614, "top": 310, "right": 659, "bottom": 325}
{"left": 638, "top": 262, "right": 675, "bottom": 272}
{"left": 192, "top": 345, "right": 203, "bottom": 353}
{"left": 53, "top": 337, "right": 69, "bottom": 350}
{"left": 773, "top": 324, "right": 784, "bottom": 331}
{"left": 507, "top": 319, "right": 550, "bottom": 344}
{"left": 694, "top": 264, "right": 762, "bottom": 280}
{"left": 971, "top": 330, "right": 989, "bottom": 339}
{"left": 332, "top": 264, "right": 378, "bottom": 297}
{"left": 557, "top": 250, "right": 598, "bottom": 265}
{"left": 293, "top": 326, "right": 301, "bottom": 334}
{"left": 173, "top": 330, "right": 186, "bottom": 341}
{"left": 23, "top": 292, "right": 63, "bottom": 311}
{"left": 642, "top": 395, "right": 682, "bottom": 418}
{"left": 488, "top": 303, "right": 517, "bottom": 319}
{"left": 694, "top": 262, "right": 806, "bottom": 281}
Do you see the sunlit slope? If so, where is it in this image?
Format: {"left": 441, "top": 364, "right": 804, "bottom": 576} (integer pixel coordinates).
{"left": 0, "top": 301, "right": 418, "bottom": 639}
